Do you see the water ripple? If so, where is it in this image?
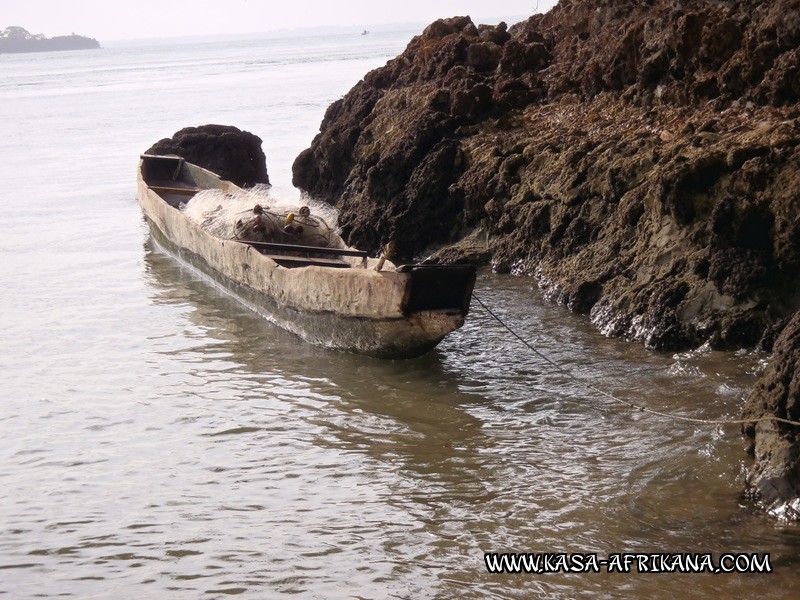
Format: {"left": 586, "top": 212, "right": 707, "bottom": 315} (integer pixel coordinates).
{"left": 0, "top": 38, "right": 795, "bottom": 600}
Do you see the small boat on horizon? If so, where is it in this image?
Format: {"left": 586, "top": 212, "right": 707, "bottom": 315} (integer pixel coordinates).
{"left": 361, "top": 29, "right": 370, "bottom": 35}
{"left": 137, "top": 154, "right": 476, "bottom": 358}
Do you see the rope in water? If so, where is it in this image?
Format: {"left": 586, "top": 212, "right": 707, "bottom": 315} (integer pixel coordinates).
{"left": 472, "top": 292, "right": 800, "bottom": 428}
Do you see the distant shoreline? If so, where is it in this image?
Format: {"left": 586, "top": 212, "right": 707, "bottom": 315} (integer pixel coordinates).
{"left": 0, "top": 27, "right": 100, "bottom": 54}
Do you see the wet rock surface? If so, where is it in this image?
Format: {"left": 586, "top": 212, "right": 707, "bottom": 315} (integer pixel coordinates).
{"left": 742, "top": 312, "right": 800, "bottom": 521}
{"left": 292, "top": 0, "right": 800, "bottom": 518}
{"left": 147, "top": 124, "right": 269, "bottom": 188}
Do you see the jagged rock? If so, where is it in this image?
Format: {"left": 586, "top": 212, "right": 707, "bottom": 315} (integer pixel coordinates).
{"left": 498, "top": 40, "right": 551, "bottom": 78}
{"left": 466, "top": 42, "right": 502, "bottom": 71}
{"left": 477, "top": 22, "right": 511, "bottom": 46}
{"left": 294, "top": 0, "right": 800, "bottom": 345}
{"left": 423, "top": 16, "right": 477, "bottom": 40}
{"left": 450, "top": 82, "right": 493, "bottom": 120}
{"left": 146, "top": 124, "right": 269, "bottom": 188}
{"left": 742, "top": 310, "right": 800, "bottom": 521}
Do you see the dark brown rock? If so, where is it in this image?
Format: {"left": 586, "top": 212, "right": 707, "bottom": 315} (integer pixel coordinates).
{"left": 478, "top": 22, "right": 511, "bottom": 46}
{"left": 466, "top": 42, "right": 502, "bottom": 71}
{"left": 498, "top": 40, "right": 551, "bottom": 78}
{"left": 146, "top": 124, "right": 269, "bottom": 188}
{"left": 422, "top": 16, "right": 477, "bottom": 40}
{"left": 567, "top": 280, "right": 603, "bottom": 314}
{"left": 449, "top": 83, "right": 493, "bottom": 120}
{"left": 742, "top": 310, "right": 800, "bottom": 521}
{"left": 708, "top": 247, "right": 772, "bottom": 298}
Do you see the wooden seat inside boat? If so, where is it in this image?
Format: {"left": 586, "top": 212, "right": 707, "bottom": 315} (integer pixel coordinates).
{"left": 261, "top": 254, "right": 351, "bottom": 269}
{"left": 234, "top": 239, "right": 367, "bottom": 269}
{"left": 150, "top": 183, "right": 202, "bottom": 196}
{"left": 149, "top": 182, "right": 201, "bottom": 207}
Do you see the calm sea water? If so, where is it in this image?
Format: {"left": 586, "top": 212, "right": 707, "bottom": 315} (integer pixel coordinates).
{"left": 1, "top": 32, "right": 798, "bottom": 599}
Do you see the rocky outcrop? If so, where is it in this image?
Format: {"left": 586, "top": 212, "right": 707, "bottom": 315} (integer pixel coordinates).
{"left": 294, "top": 1, "right": 800, "bottom": 352}
{"left": 147, "top": 125, "right": 269, "bottom": 188}
{"left": 742, "top": 312, "right": 800, "bottom": 521}
{"left": 292, "top": 0, "right": 800, "bottom": 518}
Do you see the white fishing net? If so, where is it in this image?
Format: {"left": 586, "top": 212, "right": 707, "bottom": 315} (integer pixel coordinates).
{"left": 181, "top": 185, "right": 342, "bottom": 245}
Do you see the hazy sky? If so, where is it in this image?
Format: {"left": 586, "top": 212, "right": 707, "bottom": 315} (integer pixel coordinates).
{"left": 3, "top": 0, "right": 559, "bottom": 41}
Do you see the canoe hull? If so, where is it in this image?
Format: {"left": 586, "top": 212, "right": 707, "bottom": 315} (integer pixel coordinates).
{"left": 137, "top": 156, "right": 473, "bottom": 358}
{"left": 145, "top": 217, "right": 464, "bottom": 358}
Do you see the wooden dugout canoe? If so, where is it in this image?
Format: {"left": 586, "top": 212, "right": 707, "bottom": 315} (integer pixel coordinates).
{"left": 137, "top": 154, "right": 476, "bottom": 358}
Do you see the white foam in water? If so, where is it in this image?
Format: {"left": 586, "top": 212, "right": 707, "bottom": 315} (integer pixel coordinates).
{"left": 181, "top": 185, "right": 341, "bottom": 240}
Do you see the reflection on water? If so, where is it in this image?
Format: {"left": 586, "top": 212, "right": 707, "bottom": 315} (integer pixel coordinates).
{"left": 2, "top": 234, "right": 799, "bottom": 599}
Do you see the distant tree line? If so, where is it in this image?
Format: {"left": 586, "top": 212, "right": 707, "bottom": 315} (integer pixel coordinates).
{"left": 0, "top": 26, "right": 100, "bottom": 53}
